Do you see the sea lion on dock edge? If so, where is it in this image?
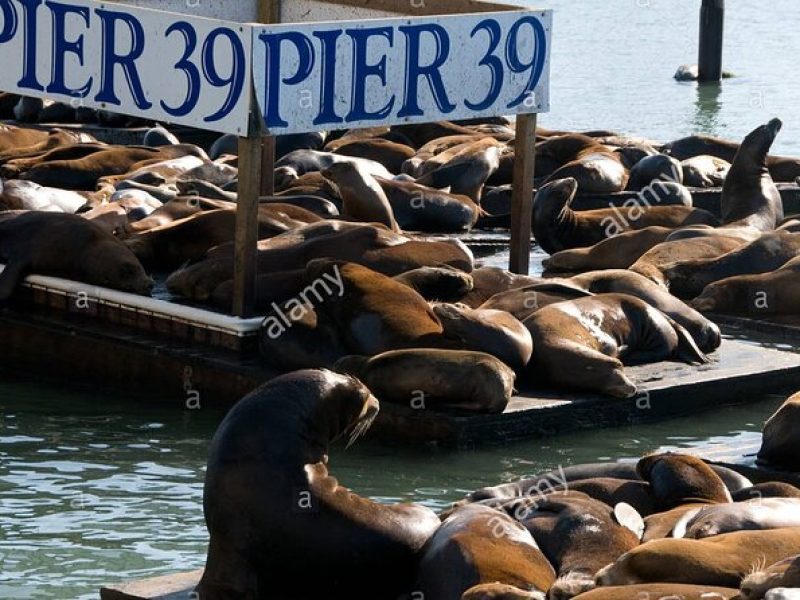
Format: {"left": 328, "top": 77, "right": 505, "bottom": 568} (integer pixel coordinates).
{"left": 415, "top": 503, "right": 556, "bottom": 600}
{"left": 573, "top": 584, "right": 739, "bottom": 600}
{"left": 0, "top": 212, "right": 153, "bottom": 299}
{"left": 533, "top": 178, "right": 719, "bottom": 255}
{"left": 594, "top": 528, "right": 800, "bottom": 588}
{"left": 740, "top": 556, "right": 800, "bottom": 600}
{"left": 198, "top": 370, "right": 440, "bottom": 600}
{"left": 335, "top": 349, "right": 515, "bottom": 414}
{"left": 758, "top": 392, "right": 800, "bottom": 471}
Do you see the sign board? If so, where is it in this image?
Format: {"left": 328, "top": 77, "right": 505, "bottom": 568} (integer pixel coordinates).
{"left": 252, "top": 10, "right": 552, "bottom": 135}
{"left": 0, "top": 0, "right": 252, "bottom": 134}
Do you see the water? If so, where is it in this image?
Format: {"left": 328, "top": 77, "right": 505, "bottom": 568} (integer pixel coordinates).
{"left": 4, "top": 2, "right": 800, "bottom": 597}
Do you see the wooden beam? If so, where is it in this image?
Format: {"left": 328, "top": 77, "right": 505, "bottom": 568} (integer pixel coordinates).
{"left": 698, "top": 0, "right": 725, "bottom": 82}
{"left": 232, "top": 134, "right": 262, "bottom": 317}
{"left": 258, "top": 0, "right": 278, "bottom": 197}
{"left": 509, "top": 113, "right": 537, "bottom": 274}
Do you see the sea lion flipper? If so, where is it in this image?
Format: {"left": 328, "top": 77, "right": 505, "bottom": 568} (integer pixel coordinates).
{"left": 0, "top": 260, "right": 24, "bottom": 301}
{"left": 613, "top": 502, "right": 645, "bottom": 540}
{"left": 669, "top": 318, "right": 711, "bottom": 364}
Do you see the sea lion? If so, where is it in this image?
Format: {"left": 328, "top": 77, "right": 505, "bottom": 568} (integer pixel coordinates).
{"left": 275, "top": 149, "right": 391, "bottom": 187}
{"left": 414, "top": 138, "right": 503, "bottom": 201}
{"left": 682, "top": 155, "right": 731, "bottom": 188}
{"left": 537, "top": 134, "right": 629, "bottom": 193}
{"left": 458, "top": 267, "right": 545, "bottom": 308}
{"left": 690, "top": 255, "right": 800, "bottom": 316}
{"left": 393, "top": 266, "right": 474, "bottom": 301}
{"left": 0, "top": 124, "right": 50, "bottom": 154}
{"left": 143, "top": 126, "right": 180, "bottom": 146}
{"left": 377, "top": 176, "right": 480, "bottom": 232}
{"left": 415, "top": 503, "right": 556, "bottom": 600}
{"left": 479, "top": 284, "right": 591, "bottom": 322}
{"left": 198, "top": 369, "right": 440, "bottom": 600}
{"left": 758, "top": 392, "right": 800, "bottom": 470}
{"left": 642, "top": 504, "right": 713, "bottom": 541}
{"left": 721, "top": 119, "right": 784, "bottom": 230}
{"left": 741, "top": 556, "right": 800, "bottom": 600}
{"left": 0, "top": 179, "right": 89, "bottom": 213}
{"left": 335, "top": 349, "right": 515, "bottom": 414}
{"left": 329, "top": 137, "right": 415, "bottom": 174}
{"left": 671, "top": 498, "right": 800, "bottom": 539}
{"left": 322, "top": 162, "right": 399, "bottom": 231}
{"left": 392, "top": 120, "right": 480, "bottom": 148}
{"left": 573, "top": 584, "right": 739, "bottom": 600}
{"left": 500, "top": 492, "right": 643, "bottom": 600}
{"left": 462, "top": 582, "right": 547, "bottom": 600}
{"left": 636, "top": 453, "right": 732, "bottom": 510}
{"left": 663, "top": 232, "right": 800, "bottom": 299}
{"left": 627, "top": 154, "right": 683, "bottom": 190}
{"left": 532, "top": 178, "right": 719, "bottom": 255}
{"left": 732, "top": 483, "right": 800, "bottom": 502}
{"left": 0, "top": 212, "right": 153, "bottom": 299}
{"left": 595, "top": 528, "right": 800, "bottom": 588}
{"left": 543, "top": 227, "right": 673, "bottom": 273}
{"left": 433, "top": 303, "right": 533, "bottom": 371}
{"left": 523, "top": 294, "right": 708, "bottom": 398}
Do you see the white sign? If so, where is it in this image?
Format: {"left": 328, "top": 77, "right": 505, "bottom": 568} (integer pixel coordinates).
{"left": 0, "top": 0, "right": 252, "bottom": 134}
{"left": 252, "top": 10, "right": 552, "bottom": 135}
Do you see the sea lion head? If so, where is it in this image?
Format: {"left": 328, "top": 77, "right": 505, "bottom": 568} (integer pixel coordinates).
{"left": 741, "top": 555, "right": 800, "bottom": 600}
{"left": 532, "top": 178, "right": 580, "bottom": 255}
{"left": 548, "top": 571, "right": 597, "bottom": 600}
{"left": 636, "top": 452, "right": 731, "bottom": 509}
{"left": 83, "top": 242, "right": 154, "bottom": 296}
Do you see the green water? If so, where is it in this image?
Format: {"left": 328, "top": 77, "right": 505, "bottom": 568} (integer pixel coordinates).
{"left": 4, "top": 0, "right": 800, "bottom": 597}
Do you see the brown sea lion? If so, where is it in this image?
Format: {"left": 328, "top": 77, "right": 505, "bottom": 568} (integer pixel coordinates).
{"left": 721, "top": 119, "right": 784, "bottom": 230}
{"left": 392, "top": 120, "right": 480, "bottom": 148}
{"left": 740, "top": 555, "right": 800, "bottom": 600}
{"left": 536, "top": 134, "right": 629, "bottom": 193}
{"left": 672, "top": 498, "right": 800, "bottom": 539}
{"left": 0, "top": 124, "right": 50, "bottom": 154}
{"left": 758, "top": 392, "right": 800, "bottom": 470}
{"left": 663, "top": 232, "right": 800, "bottom": 299}
{"left": 458, "top": 267, "right": 545, "bottom": 308}
{"left": 500, "top": 492, "right": 643, "bottom": 600}
{"left": 479, "top": 284, "right": 591, "bottom": 322}
{"left": 335, "top": 349, "right": 515, "bottom": 414}
{"left": 329, "top": 137, "right": 415, "bottom": 174}
{"left": 415, "top": 138, "right": 502, "bottom": 202}
{"left": 548, "top": 478, "right": 658, "bottom": 517}
{"left": 462, "top": 582, "right": 547, "bottom": 599}
{"left": 543, "top": 227, "right": 673, "bottom": 273}
{"left": 198, "top": 369, "right": 440, "bottom": 600}
{"left": 0, "top": 212, "right": 153, "bottom": 299}
{"left": 574, "top": 584, "right": 739, "bottom": 600}
{"left": 377, "top": 176, "right": 480, "bottom": 232}
{"left": 690, "top": 255, "right": 800, "bottom": 316}
{"left": 595, "top": 528, "right": 800, "bottom": 588}
{"left": 523, "top": 294, "right": 708, "bottom": 398}
{"left": 322, "top": 162, "right": 399, "bottom": 231}
{"left": 636, "top": 453, "right": 732, "bottom": 511}
{"left": 732, "top": 483, "right": 800, "bottom": 502}
{"left": 532, "top": 178, "right": 719, "bottom": 255}
{"left": 682, "top": 155, "right": 731, "bottom": 188}
{"left": 393, "top": 266, "right": 474, "bottom": 301}
{"left": 415, "top": 503, "right": 556, "bottom": 600}
{"left": 641, "top": 503, "right": 712, "bottom": 541}
{"left": 433, "top": 303, "right": 533, "bottom": 371}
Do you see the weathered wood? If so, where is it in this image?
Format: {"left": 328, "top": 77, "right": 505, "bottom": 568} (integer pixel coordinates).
{"left": 509, "top": 113, "right": 537, "bottom": 274}
{"left": 698, "top": 0, "right": 725, "bottom": 82}
{"left": 232, "top": 135, "right": 263, "bottom": 317}
{"left": 258, "top": 1, "right": 278, "bottom": 197}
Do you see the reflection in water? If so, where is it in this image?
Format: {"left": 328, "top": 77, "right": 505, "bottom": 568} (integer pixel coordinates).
{"left": 693, "top": 81, "right": 724, "bottom": 133}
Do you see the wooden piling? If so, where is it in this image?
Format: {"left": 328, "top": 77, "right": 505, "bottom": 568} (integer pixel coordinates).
{"left": 698, "top": 0, "right": 724, "bottom": 82}
{"left": 509, "top": 113, "right": 537, "bottom": 274}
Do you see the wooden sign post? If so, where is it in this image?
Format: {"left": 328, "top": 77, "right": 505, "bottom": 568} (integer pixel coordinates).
{"left": 509, "top": 113, "right": 538, "bottom": 274}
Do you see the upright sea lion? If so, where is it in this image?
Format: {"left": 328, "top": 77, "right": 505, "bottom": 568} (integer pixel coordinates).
{"left": 672, "top": 498, "right": 800, "bottom": 539}
{"left": 721, "top": 119, "right": 783, "bottom": 230}
{"left": 322, "top": 162, "right": 399, "bottom": 231}
{"left": 415, "top": 503, "right": 556, "bottom": 600}
{"left": 758, "top": 392, "right": 800, "bottom": 470}
{"left": 636, "top": 453, "right": 732, "bottom": 510}
{"left": 532, "top": 178, "right": 719, "bottom": 255}
{"left": 740, "top": 556, "right": 800, "bottom": 600}
{"left": 663, "top": 232, "right": 800, "bottom": 298}
{"left": 690, "top": 255, "right": 800, "bottom": 316}
{"left": 523, "top": 294, "right": 708, "bottom": 398}
{"left": 415, "top": 138, "right": 502, "bottom": 202}
{"left": 198, "top": 370, "right": 440, "bottom": 600}
{"left": 595, "top": 528, "right": 800, "bottom": 588}
{"left": 0, "top": 212, "right": 153, "bottom": 299}
{"left": 682, "top": 155, "right": 731, "bottom": 188}
{"left": 335, "top": 349, "right": 516, "bottom": 414}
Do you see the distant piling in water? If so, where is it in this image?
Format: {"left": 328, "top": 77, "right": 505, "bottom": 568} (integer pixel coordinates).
{"left": 698, "top": 0, "right": 725, "bottom": 82}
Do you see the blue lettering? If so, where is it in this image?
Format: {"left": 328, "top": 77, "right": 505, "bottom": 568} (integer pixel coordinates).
{"left": 201, "top": 27, "right": 246, "bottom": 122}
{"left": 505, "top": 16, "right": 547, "bottom": 109}
{"left": 46, "top": 1, "right": 91, "bottom": 97}
{"left": 312, "top": 29, "right": 342, "bottom": 126}
{"left": 161, "top": 21, "right": 200, "bottom": 117}
{"left": 465, "top": 19, "right": 503, "bottom": 112}
{"left": 94, "top": 8, "right": 151, "bottom": 109}
{"left": 258, "top": 30, "right": 314, "bottom": 128}
{"left": 17, "top": 0, "right": 43, "bottom": 91}
{"left": 397, "top": 23, "right": 455, "bottom": 118}
{"left": 345, "top": 26, "right": 394, "bottom": 123}
{"left": 0, "top": 0, "right": 18, "bottom": 43}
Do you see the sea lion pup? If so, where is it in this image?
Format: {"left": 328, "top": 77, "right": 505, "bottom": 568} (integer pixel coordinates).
{"left": 523, "top": 294, "right": 708, "bottom": 398}
{"left": 758, "top": 392, "right": 800, "bottom": 470}
{"left": 0, "top": 212, "right": 153, "bottom": 299}
{"left": 627, "top": 154, "right": 683, "bottom": 191}
{"left": 432, "top": 302, "right": 532, "bottom": 370}
{"left": 636, "top": 453, "right": 732, "bottom": 511}
{"left": 393, "top": 266, "right": 474, "bottom": 301}
{"left": 671, "top": 498, "right": 800, "bottom": 539}
{"left": 0, "top": 179, "right": 89, "bottom": 213}
{"left": 305, "top": 259, "right": 444, "bottom": 355}
{"left": 543, "top": 227, "right": 673, "bottom": 273}
{"left": 690, "top": 254, "right": 800, "bottom": 316}
{"left": 573, "top": 584, "right": 739, "bottom": 600}
{"left": 335, "top": 349, "right": 516, "bottom": 414}
{"left": 532, "top": 178, "right": 718, "bottom": 255}
{"left": 329, "top": 137, "right": 415, "bottom": 173}
{"left": 198, "top": 370, "right": 440, "bottom": 600}
{"left": 415, "top": 504, "right": 556, "bottom": 600}
{"left": 721, "top": 119, "right": 784, "bottom": 230}
{"left": 377, "top": 177, "right": 481, "bottom": 232}
{"left": 321, "top": 162, "right": 400, "bottom": 232}
{"left": 682, "top": 155, "right": 731, "bottom": 188}
{"left": 662, "top": 231, "right": 800, "bottom": 299}
{"left": 741, "top": 556, "right": 800, "bottom": 600}
{"left": 595, "top": 528, "right": 800, "bottom": 588}
{"left": 459, "top": 267, "right": 546, "bottom": 308}
{"left": 499, "top": 492, "right": 644, "bottom": 600}
{"left": 415, "top": 138, "right": 503, "bottom": 202}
